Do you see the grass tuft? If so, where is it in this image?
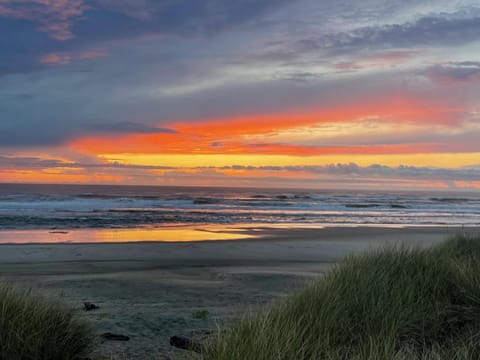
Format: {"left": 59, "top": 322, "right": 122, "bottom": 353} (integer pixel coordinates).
{"left": 203, "top": 234, "right": 480, "bottom": 360}
{"left": 0, "top": 286, "right": 94, "bottom": 360}
{"left": 192, "top": 310, "right": 210, "bottom": 320}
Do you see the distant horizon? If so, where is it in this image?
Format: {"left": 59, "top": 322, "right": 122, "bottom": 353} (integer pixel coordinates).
{"left": 0, "top": 182, "right": 479, "bottom": 195}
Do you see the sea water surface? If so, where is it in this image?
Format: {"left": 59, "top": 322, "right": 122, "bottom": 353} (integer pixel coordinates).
{"left": 0, "top": 184, "right": 479, "bottom": 243}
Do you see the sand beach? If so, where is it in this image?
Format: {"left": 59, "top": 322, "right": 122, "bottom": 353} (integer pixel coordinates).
{"left": 0, "top": 226, "right": 472, "bottom": 359}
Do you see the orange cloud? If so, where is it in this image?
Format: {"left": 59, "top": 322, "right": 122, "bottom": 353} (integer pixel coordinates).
{"left": 454, "top": 181, "right": 480, "bottom": 189}
{"left": 40, "top": 49, "right": 108, "bottom": 65}
{"left": 71, "top": 96, "right": 462, "bottom": 156}
{"left": 0, "top": 169, "right": 122, "bottom": 184}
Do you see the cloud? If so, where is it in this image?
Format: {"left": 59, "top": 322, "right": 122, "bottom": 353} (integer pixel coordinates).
{"left": 0, "top": 155, "right": 174, "bottom": 170}
{"left": 423, "top": 61, "right": 480, "bottom": 84}
{"left": 363, "top": 50, "right": 419, "bottom": 63}
{"left": 90, "top": 122, "right": 177, "bottom": 134}
{"left": 220, "top": 163, "right": 480, "bottom": 181}
{"left": 1, "top": 0, "right": 479, "bottom": 155}
{"left": 333, "top": 50, "right": 420, "bottom": 72}
{"left": 260, "top": 14, "right": 480, "bottom": 63}
{"left": 0, "top": 127, "right": 71, "bottom": 146}
{"left": 0, "top": 0, "right": 290, "bottom": 44}
{"left": 94, "top": 0, "right": 154, "bottom": 20}
{"left": 0, "top": 0, "right": 87, "bottom": 40}
{"left": 40, "top": 49, "right": 108, "bottom": 65}
{"left": 328, "top": 15, "right": 480, "bottom": 50}
{"left": 0, "top": 155, "right": 68, "bottom": 169}
{"left": 3, "top": 153, "right": 480, "bottom": 189}
{"left": 1, "top": 93, "right": 35, "bottom": 100}
{"left": 0, "top": 0, "right": 290, "bottom": 76}
{"left": 0, "top": 119, "right": 177, "bottom": 146}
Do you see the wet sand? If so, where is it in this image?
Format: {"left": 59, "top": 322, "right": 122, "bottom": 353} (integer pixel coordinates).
{"left": 0, "top": 226, "right": 475, "bottom": 359}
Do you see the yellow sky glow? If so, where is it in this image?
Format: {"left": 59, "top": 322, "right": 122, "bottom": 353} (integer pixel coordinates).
{"left": 100, "top": 152, "right": 480, "bottom": 169}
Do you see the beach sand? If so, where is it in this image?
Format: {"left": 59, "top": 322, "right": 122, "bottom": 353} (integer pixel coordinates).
{"left": 0, "top": 226, "right": 475, "bottom": 359}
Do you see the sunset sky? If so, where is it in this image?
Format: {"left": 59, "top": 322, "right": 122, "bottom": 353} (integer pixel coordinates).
{"left": 1, "top": 0, "right": 480, "bottom": 190}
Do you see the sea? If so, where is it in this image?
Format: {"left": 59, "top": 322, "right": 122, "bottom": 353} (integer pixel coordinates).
{"left": 0, "top": 183, "right": 479, "bottom": 243}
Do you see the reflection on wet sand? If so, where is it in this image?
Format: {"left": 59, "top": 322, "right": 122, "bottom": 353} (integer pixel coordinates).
{"left": 0, "top": 226, "right": 255, "bottom": 243}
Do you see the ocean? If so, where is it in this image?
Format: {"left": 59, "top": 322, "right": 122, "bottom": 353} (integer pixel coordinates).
{"left": 0, "top": 183, "right": 479, "bottom": 242}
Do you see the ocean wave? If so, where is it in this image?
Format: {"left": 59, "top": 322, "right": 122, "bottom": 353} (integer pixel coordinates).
{"left": 0, "top": 185, "right": 479, "bottom": 230}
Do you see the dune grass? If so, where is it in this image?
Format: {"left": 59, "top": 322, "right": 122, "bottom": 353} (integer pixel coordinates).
{"left": 0, "top": 286, "right": 93, "bottom": 360}
{"left": 202, "top": 234, "right": 480, "bottom": 360}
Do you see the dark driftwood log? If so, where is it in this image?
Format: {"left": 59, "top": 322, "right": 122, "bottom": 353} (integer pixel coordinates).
{"left": 101, "top": 332, "right": 130, "bottom": 341}
{"left": 169, "top": 335, "right": 203, "bottom": 353}
{"left": 83, "top": 302, "right": 100, "bottom": 311}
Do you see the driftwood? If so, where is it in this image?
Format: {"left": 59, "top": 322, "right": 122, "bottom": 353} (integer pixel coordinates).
{"left": 169, "top": 335, "right": 203, "bottom": 353}
{"left": 101, "top": 332, "right": 130, "bottom": 341}
{"left": 83, "top": 302, "right": 100, "bottom": 311}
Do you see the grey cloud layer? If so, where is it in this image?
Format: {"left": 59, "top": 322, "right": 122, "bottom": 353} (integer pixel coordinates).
{"left": 2, "top": 156, "right": 479, "bottom": 182}
{"left": 0, "top": 0, "right": 290, "bottom": 75}
{"left": 424, "top": 62, "right": 480, "bottom": 83}
{"left": 222, "top": 164, "right": 480, "bottom": 181}
{"left": 90, "top": 122, "right": 177, "bottom": 134}
{"left": 259, "top": 13, "right": 480, "bottom": 63}
{"left": 0, "top": 156, "right": 173, "bottom": 170}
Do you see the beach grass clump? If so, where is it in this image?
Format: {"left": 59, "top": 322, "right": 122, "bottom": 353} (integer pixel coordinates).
{"left": 192, "top": 310, "right": 210, "bottom": 320}
{"left": 203, "top": 234, "right": 480, "bottom": 360}
{"left": 0, "top": 287, "right": 93, "bottom": 360}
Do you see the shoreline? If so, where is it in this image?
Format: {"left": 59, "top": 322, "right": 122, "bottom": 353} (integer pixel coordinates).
{"left": 0, "top": 223, "right": 475, "bottom": 245}
{"left": 0, "top": 226, "right": 473, "bottom": 270}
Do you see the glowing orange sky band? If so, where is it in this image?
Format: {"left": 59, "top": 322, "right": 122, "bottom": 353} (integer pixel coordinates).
{"left": 71, "top": 96, "right": 466, "bottom": 156}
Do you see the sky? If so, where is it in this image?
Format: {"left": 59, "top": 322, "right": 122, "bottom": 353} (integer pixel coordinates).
{"left": 1, "top": 0, "right": 480, "bottom": 190}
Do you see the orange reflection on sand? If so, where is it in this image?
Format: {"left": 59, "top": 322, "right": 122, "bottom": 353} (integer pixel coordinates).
{"left": 0, "top": 227, "right": 254, "bottom": 244}
{"left": 92, "top": 228, "right": 253, "bottom": 242}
